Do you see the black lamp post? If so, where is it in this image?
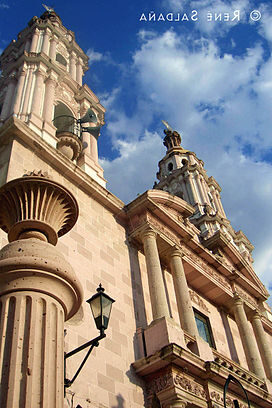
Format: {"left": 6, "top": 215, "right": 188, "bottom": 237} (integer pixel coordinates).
{"left": 64, "top": 284, "right": 115, "bottom": 389}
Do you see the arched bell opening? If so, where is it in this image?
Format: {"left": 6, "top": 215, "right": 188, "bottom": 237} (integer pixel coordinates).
{"left": 53, "top": 102, "right": 82, "bottom": 161}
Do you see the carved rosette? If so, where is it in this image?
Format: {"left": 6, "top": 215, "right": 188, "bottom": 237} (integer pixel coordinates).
{"left": 0, "top": 172, "right": 78, "bottom": 245}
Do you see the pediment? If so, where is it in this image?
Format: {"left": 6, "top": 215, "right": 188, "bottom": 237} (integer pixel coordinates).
{"left": 203, "top": 230, "right": 268, "bottom": 298}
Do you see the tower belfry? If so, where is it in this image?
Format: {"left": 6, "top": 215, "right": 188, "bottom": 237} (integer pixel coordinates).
{"left": 0, "top": 8, "right": 106, "bottom": 186}
{"left": 155, "top": 125, "right": 254, "bottom": 264}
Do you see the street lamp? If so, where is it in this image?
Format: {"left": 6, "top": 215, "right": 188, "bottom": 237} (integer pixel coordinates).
{"left": 223, "top": 374, "right": 251, "bottom": 408}
{"left": 64, "top": 284, "right": 115, "bottom": 389}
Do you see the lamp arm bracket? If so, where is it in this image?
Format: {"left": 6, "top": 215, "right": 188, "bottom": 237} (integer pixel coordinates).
{"left": 65, "top": 332, "right": 106, "bottom": 360}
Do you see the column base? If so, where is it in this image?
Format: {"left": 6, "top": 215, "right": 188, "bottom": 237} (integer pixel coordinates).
{"left": 144, "top": 317, "right": 187, "bottom": 357}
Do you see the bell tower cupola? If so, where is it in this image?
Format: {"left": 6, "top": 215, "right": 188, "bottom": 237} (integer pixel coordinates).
{"left": 0, "top": 7, "right": 106, "bottom": 187}
{"left": 154, "top": 122, "right": 254, "bottom": 264}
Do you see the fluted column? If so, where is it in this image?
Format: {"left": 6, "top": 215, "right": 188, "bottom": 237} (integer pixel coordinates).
{"left": 232, "top": 296, "right": 265, "bottom": 378}
{"left": 41, "top": 28, "right": 51, "bottom": 55}
{"left": 195, "top": 171, "right": 205, "bottom": 204}
{"left": 169, "top": 249, "right": 198, "bottom": 337}
{"left": 21, "top": 66, "right": 34, "bottom": 120}
{"left": 215, "top": 190, "right": 226, "bottom": 217}
{"left": 141, "top": 228, "right": 169, "bottom": 320}
{"left": 32, "top": 69, "right": 45, "bottom": 116}
{"left": 31, "top": 69, "right": 45, "bottom": 116}
{"left": 0, "top": 173, "right": 82, "bottom": 408}
{"left": 49, "top": 35, "right": 58, "bottom": 60}
{"left": 184, "top": 172, "right": 198, "bottom": 205}
{"left": 69, "top": 52, "right": 77, "bottom": 81}
{"left": 0, "top": 74, "right": 17, "bottom": 121}
{"left": 13, "top": 68, "right": 26, "bottom": 116}
{"left": 76, "top": 57, "right": 83, "bottom": 85}
{"left": 43, "top": 76, "right": 57, "bottom": 123}
{"left": 250, "top": 310, "right": 272, "bottom": 380}
{"left": 0, "top": 292, "right": 64, "bottom": 407}
{"left": 30, "top": 28, "right": 40, "bottom": 53}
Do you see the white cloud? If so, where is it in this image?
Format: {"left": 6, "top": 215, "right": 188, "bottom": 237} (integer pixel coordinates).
{"left": 0, "top": 3, "right": 9, "bottom": 9}
{"left": 99, "top": 26, "right": 272, "bottom": 303}
{"left": 86, "top": 48, "right": 104, "bottom": 63}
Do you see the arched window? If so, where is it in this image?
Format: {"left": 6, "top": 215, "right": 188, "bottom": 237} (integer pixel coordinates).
{"left": 56, "top": 53, "right": 67, "bottom": 67}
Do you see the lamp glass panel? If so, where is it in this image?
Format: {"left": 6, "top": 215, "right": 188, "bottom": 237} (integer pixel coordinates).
{"left": 90, "top": 296, "right": 102, "bottom": 320}
{"left": 101, "top": 296, "right": 113, "bottom": 329}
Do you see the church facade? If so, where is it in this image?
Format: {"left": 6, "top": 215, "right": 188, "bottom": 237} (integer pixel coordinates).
{"left": 0, "top": 9, "right": 272, "bottom": 408}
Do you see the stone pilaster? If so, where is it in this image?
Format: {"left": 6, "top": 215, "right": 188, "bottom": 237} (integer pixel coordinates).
{"left": 30, "top": 28, "right": 40, "bottom": 53}
{"left": 232, "top": 296, "right": 265, "bottom": 379}
{"left": 250, "top": 310, "right": 272, "bottom": 380}
{"left": 21, "top": 66, "right": 34, "bottom": 120}
{"left": 31, "top": 68, "right": 45, "bottom": 117}
{"left": 169, "top": 249, "right": 198, "bottom": 337}
{"left": 141, "top": 228, "right": 169, "bottom": 321}
{"left": 41, "top": 28, "right": 51, "bottom": 55}
{"left": 43, "top": 75, "right": 57, "bottom": 123}
{"left": 69, "top": 52, "right": 77, "bottom": 81}
{"left": 0, "top": 172, "right": 83, "bottom": 408}
{"left": 13, "top": 68, "right": 27, "bottom": 116}
{"left": 76, "top": 57, "right": 83, "bottom": 85}
{"left": 49, "top": 35, "right": 58, "bottom": 60}
{"left": 0, "top": 74, "right": 17, "bottom": 122}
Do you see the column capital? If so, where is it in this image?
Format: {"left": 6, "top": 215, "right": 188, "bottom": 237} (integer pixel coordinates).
{"left": 141, "top": 226, "right": 157, "bottom": 240}
{"left": 248, "top": 309, "right": 262, "bottom": 322}
{"left": 168, "top": 246, "right": 184, "bottom": 259}
{"left": 232, "top": 293, "right": 244, "bottom": 307}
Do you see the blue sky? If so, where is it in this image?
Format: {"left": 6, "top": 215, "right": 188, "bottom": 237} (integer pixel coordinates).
{"left": 1, "top": 0, "right": 272, "bottom": 303}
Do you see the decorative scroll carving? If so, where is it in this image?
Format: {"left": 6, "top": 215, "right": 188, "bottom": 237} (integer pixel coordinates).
{"left": 182, "top": 245, "right": 232, "bottom": 290}
{"left": 174, "top": 374, "right": 207, "bottom": 399}
{"left": 147, "top": 371, "right": 207, "bottom": 400}
{"left": 210, "top": 390, "right": 248, "bottom": 408}
{"left": 55, "top": 82, "right": 78, "bottom": 113}
{"left": 146, "top": 213, "right": 180, "bottom": 245}
{"left": 189, "top": 289, "right": 210, "bottom": 312}
{"left": 147, "top": 373, "right": 173, "bottom": 395}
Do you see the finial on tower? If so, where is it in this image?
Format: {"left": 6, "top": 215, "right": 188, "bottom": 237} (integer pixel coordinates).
{"left": 161, "top": 120, "right": 182, "bottom": 151}
{"left": 42, "top": 4, "right": 55, "bottom": 13}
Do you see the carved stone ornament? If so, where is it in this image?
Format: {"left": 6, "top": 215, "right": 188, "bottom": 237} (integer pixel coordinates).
{"left": 147, "top": 372, "right": 207, "bottom": 401}
{"left": 0, "top": 173, "right": 78, "bottom": 245}
{"left": 189, "top": 289, "right": 210, "bottom": 313}
{"left": 56, "top": 132, "right": 82, "bottom": 161}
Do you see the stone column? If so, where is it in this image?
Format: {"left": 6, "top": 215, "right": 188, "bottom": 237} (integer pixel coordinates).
{"left": 199, "top": 175, "right": 210, "bottom": 204}
{"left": 141, "top": 228, "right": 169, "bottom": 320}
{"left": 215, "top": 190, "right": 226, "bottom": 217}
{"left": 184, "top": 172, "right": 198, "bottom": 205}
{"left": 49, "top": 35, "right": 58, "bottom": 60}
{"left": 250, "top": 310, "right": 272, "bottom": 380}
{"left": 232, "top": 296, "right": 266, "bottom": 379}
{"left": 0, "top": 74, "right": 17, "bottom": 121}
{"left": 69, "top": 52, "right": 77, "bottom": 81}
{"left": 43, "top": 76, "right": 57, "bottom": 123}
{"left": 195, "top": 172, "right": 206, "bottom": 204}
{"left": 76, "top": 58, "right": 83, "bottom": 85}
{"left": 21, "top": 66, "right": 34, "bottom": 120}
{"left": 169, "top": 249, "right": 198, "bottom": 337}
{"left": 0, "top": 172, "right": 83, "bottom": 408}
{"left": 180, "top": 178, "right": 190, "bottom": 203}
{"left": 13, "top": 68, "right": 27, "bottom": 116}
{"left": 41, "top": 28, "right": 51, "bottom": 55}
{"left": 30, "top": 28, "right": 40, "bottom": 53}
{"left": 31, "top": 68, "right": 45, "bottom": 116}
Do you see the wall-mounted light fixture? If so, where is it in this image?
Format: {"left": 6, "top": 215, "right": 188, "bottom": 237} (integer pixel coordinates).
{"left": 64, "top": 284, "right": 115, "bottom": 389}
{"left": 223, "top": 374, "right": 251, "bottom": 408}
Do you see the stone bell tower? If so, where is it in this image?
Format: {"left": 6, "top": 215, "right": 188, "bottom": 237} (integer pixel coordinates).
{"left": 0, "top": 7, "right": 106, "bottom": 186}
{"left": 155, "top": 126, "right": 254, "bottom": 264}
